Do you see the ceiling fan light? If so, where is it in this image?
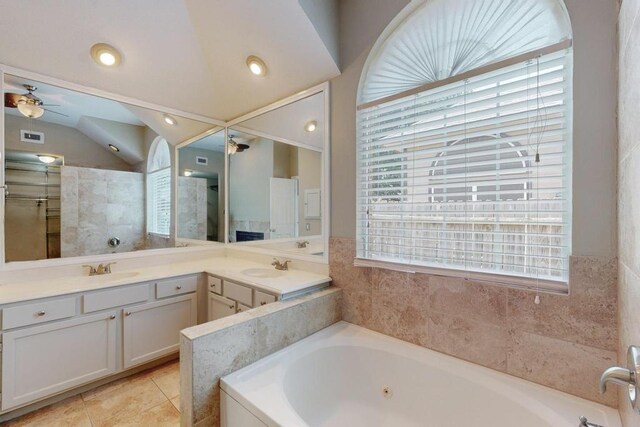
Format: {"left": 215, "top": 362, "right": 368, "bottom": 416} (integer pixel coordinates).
{"left": 37, "top": 155, "right": 56, "bottom": 164}
{"left": 228, "top": 141, "right": 238, "bottom": 155}
{"left": 91, "top": 43, "right": 122, "bottom": 67}
{"left": 17, "top": 101, "right": 44, "bottom": 119}
{"left": 246, "top": 55, "right": 267, "bottom": 77}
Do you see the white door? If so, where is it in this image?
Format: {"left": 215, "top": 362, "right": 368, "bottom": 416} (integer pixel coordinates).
{"left": 123, "top": 294, "right": 197, "bottom": 369}
{"left": 269, "top": 177, "right": 298, "bottom": 239}
{"left": 208, "top": 293, "right": 236, "bottom": 321}
{"left": 2, "top": 312, "right": 117, "bottom": 411}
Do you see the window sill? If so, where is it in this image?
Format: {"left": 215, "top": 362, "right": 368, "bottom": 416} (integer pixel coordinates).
{"left": 353, "top": 257, "right": 568, "bottom": 295}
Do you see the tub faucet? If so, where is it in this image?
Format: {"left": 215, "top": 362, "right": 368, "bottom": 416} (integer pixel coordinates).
{"left": 272, "top": 258, "right": 291, "bottom": 271}
{"left": 599, "top": 345, "right": 640, "bottom": 413}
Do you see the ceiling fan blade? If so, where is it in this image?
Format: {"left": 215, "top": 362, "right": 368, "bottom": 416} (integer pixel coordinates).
{"left": 43, "top": 108, "right": 69, "bottom": 117}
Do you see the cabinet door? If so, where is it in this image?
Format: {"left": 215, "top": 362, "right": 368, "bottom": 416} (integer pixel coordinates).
{"left": 208, "top": 293, "right": 236, "bottom": 322}
{"left": 123, "top": 294, "right": 197, "bottom": 369}
{"left": 2, "top": 312, "right": 117, "bottom": 411}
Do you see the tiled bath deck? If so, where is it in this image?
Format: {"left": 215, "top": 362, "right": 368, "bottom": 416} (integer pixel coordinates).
{"left": 4, "top": 360, "right": 181, "bottom": 427}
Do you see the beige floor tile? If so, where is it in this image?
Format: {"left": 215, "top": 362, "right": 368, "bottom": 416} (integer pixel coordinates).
{"left": 139, "top": 360, "right": 179, "bottom": 381}
{"left": 84, "top": 377, "right": 168, "bottom": 427}
{"left": 170, "top": 395, "right": 180, "bottom": 413}
{"left": 152, "top": 369, "right": 180, "bottom": 399}
{"left": 4, "top": 395, "right": 91, "bottom": 427}
{"left": 97, "top": 401, "right": 180, "bottom": 427}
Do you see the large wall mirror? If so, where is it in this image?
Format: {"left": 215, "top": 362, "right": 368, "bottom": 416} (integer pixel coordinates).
{"left": 226, "top": 86, "right": 328, "bottom": 257}
{"left": 3, "top": 74, "right": 219, "bottom": 262}
{"left": 176, "top": 129, "right": 225, "bottom": 243}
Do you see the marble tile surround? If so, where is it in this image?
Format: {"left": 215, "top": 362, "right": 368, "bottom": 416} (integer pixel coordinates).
{"left": 61, "top": 167, "right": 146, "bottom": 257}
{"left": 180, "top": 288, "right": 342, "bottom": 426}
{"left": 618, "top": 0, "right": 640, "bottom": 424}
{"left": 330, "top": 237, "right": 618, "bottom": 407}
{"left": 177, "top": 177, "right": 208, "bottom": 241}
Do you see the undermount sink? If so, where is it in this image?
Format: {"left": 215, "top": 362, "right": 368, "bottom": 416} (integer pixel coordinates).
{"left": 86, "top": 271, "right": 139, "bottom": 283}
{"left": 241, "top": 268, "right": 283, "bottom": 279}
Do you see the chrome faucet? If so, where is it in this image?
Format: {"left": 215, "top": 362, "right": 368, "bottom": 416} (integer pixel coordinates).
{"left": 296, "top": 240, "right": 310, "bottom": 249}
{"left": 83, "top": 262, "right": 116, "bottom": 276}
{"left": 578, "top": 416, "right": 603, "bottom": 427}
{"left": 271, "top": 258, "right": 291, "bottom": 271}
{"left": 599, "top": 345, "right": 640, "bottom": 413}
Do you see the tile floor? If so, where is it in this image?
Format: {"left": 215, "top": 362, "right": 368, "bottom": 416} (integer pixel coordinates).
{"left": 4, "top": 359, "right": 181, "bottom": 427}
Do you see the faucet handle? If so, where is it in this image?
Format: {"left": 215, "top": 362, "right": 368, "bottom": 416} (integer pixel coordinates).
{"left": 579, "top": 416, "right": 604, "bottom": 427}
{"left": 82, "top": 265, "right": 97, "bottom": 275}
{"left": 104, "top": 262, "right": 116, "bottom": 273}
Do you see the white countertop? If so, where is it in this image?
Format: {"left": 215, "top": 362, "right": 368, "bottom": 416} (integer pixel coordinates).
{"left": 0, "top": 257, "right": 331, "bottom": 305}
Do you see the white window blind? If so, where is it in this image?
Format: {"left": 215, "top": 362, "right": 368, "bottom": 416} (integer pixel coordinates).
{"left": 147, "top": 167, "right": 171, "bottom": 236}
{"left": 357, "top": 49, "right": 572, "bottom": 285}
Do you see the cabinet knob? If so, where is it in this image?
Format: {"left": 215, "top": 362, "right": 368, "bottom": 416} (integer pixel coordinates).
{"left": 125, "top": 311, "right": 132, "bottom": 316}
{"left": 176, "top": 285, "right": 182, "bottom": 290}
{"left": 37, "top": 310, "right": 46, "bottom": 316}
{"left": 109, "top": 315, "right": 116, "bottom": 320}
{"left": 260, "top": 301, "right": 267, "bottom": 306}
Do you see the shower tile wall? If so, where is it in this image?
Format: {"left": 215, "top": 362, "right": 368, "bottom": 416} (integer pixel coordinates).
{"left": 329, "top": 237, "right": 618, "bottom": 407}
{"left": 618, "top": 0, "right": 640, "bottom": 424}
{"left": 177, "top": 176, "right": 207, "bottom": 240}
{"left": 61, "top": 166, "right": 145, "bottom": 257}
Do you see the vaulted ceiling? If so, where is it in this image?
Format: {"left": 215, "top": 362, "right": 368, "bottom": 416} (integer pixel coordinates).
{"left": 0, "top": 0, "right": 340, "bottom": 121}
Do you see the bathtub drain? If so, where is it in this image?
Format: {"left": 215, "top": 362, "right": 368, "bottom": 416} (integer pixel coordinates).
{"left": 382, "top": 387, "right": 393, "bottom": 398}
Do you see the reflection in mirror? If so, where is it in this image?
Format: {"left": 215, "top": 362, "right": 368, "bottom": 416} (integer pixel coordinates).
{"left": 3, "top": 74, "right": 214, "bottom": 262}
{"left": 228, "top": 128, "right": 323, "bottom": 256}
{"left": 177, "top": 129, "right": 225, "bottom": 243}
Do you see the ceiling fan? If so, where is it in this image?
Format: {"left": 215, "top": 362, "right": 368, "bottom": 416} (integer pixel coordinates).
{"left": 4, "top": 84, "right": 68, "bottom": 119}
{"left": 227, "top": 135, "right": 250, "bottom": 154}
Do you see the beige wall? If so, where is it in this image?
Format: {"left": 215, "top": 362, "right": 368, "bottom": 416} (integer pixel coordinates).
{"left": 330, "top": 0, "right": 618, "bottom": 259}
{"left": 5, "top": 114, "right": 134, "bottom": 171}
{"left": 618, "top": 0, "right": 640, "bottom": 424}
{"left": 328, "top": 0, "right": 620, "bottom": 409}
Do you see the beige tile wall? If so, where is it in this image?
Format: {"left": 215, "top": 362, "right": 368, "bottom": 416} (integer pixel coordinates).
{"left": 180, "top": 288, "right": 342, "bottom": 426}
{"left": 618, "top": 0, "right": 640, "bottom": 424}
{"left": 330, "top": 237, "right": 618, "bottom": 407}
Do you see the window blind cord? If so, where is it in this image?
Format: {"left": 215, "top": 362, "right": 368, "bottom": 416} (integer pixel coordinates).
{"left": 463, "top": 80, "right": 469, "bottom": 278}
{"left": 533, "top": 56, "right": 547, "bottom": 305}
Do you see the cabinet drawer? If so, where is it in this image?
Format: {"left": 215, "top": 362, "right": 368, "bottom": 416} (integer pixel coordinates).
{"left": 156, "top": 276, "right": 197, "bottom": 299}
{"left": 254, "top": 291, "right": 277, "bottom": 307}
{"left": 208, "top": 275, "right": 222, "bottom": 295}
{"left": 236, "top": 303, "right": 252, "bottom": 313}
{"left": 222, "top": 280, "right": 253, "bottom": 306}
{"left": 3, "top": 297, "right": 77, "bottom": 330}
{"left": 83, "top": 285, "right": 148, "bottom": 314}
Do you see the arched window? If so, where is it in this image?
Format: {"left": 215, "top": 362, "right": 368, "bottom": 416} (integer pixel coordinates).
{"left": 356, "top": 0, "right": 573, "bottom": 287}
{"left": 147, "top": 137, "right": 172, "bottom": 236}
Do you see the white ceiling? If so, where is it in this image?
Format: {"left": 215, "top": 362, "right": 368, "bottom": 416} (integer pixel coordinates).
{"left": 0, "top": 0, "right": 340, "bottom": 121}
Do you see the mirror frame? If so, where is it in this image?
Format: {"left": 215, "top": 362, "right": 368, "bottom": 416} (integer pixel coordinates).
{"left": 223, "top": 82, "right": 330, "bottom": 264}
{"left": 0, "top": 63, "right": 225, "bottom": 269}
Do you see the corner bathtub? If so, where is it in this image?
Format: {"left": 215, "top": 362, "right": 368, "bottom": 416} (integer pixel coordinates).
{"left": 220, "top": 322, "right": 621, "bottom": 427}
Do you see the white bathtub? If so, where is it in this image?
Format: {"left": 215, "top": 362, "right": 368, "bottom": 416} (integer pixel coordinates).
{"left": 220, "top": 322, "right": 621, "bottom": 427}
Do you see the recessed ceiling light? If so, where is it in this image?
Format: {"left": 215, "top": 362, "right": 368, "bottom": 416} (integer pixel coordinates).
{"left": 108, "top": 144, "right": 120, "bottom": 152}
{"left": 37, "top": 155, "right": 56, "bottom": 164}
{"left": 246, "top": 55, "right": 267, "bottom": 77}
{"left": 90, "top": 43, "right": 122, "bottom": 67}
{"left": 305, "top": 120, "right": 318, "bottom": 132}
{"left": 163, "top": 114, "right": 177, "bottom": 126}
{"left": 184, "top": 170, "right": 193, "bottom": 177}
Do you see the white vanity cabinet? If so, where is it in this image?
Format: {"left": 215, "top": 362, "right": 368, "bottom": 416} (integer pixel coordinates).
{"left": 208, "top": 293, "right": 237, "bottom": 321}
{"left": 123, "top": 293, "right": 197, "bottom": 369}
{"left": 0, "top": 273, "right": 199, "bottom": 413}
{"left": 1, "top": 311, "right": 118, "bottom": 411}
{"left": 206, "top": 275, "right": 279, "bottom": 321}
